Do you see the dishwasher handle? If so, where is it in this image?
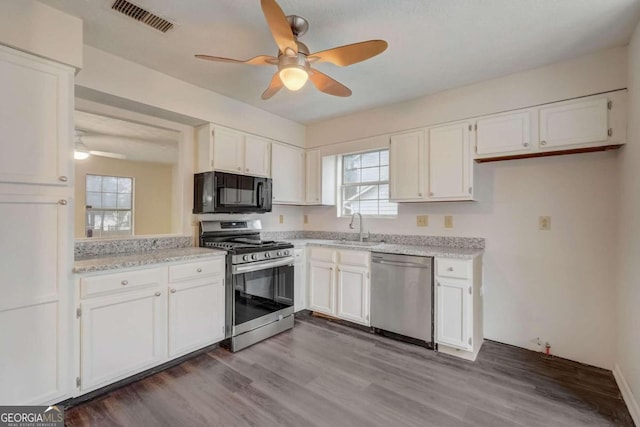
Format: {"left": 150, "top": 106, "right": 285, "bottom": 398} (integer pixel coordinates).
{"left": 372, "top": 258, "right": 431, "bottom": 269}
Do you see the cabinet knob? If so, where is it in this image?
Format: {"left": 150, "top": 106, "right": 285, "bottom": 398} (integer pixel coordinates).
{"left": 523, "top": 142, "right": 529, "bottom": 147}
{"left": 197, "top": 268, "right": 202, "bottom": 273}
{"left": 418, "top": 192, "right": 423, "bottom": 197}
{"left": 540, "top": 140, "right": 547, "bottom": 146}
{"left": 58, "top": 199, "right": 67, "bottom": 205}
{"left": 237, "top": 167, "right": 241, "bottom": 171}
{"left": 429, "top": 192, "right": 434, "bottom": 197}
{"left": 437, "top": 282, "right": 441, "bottom": 287}
{"left": 170, "top": 288, "right": 177, "bottom": 294}
{"left": 121, "top": 280, "right": 128, "bottom": 286}
{"left": 155, "top": 292, "right": 161, "bottom": 297}
{"left": 246, "top": 168, "right": 250, "bottom": 172}
{"left": 447, "top": 267, "right": 454, "bottom": 271}
{"left": 58, "top": 176, "right": 68, "bottom": 182}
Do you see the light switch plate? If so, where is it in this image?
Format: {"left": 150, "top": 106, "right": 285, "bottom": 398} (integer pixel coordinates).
{"left": 279, "top": 215, "right": 284, "bottom": 224}
{"left": 303, "top": 214, "right": 308, "bottom": 224}
{"left": 539, "top": 216, "right": 551, "bottom": 231}
{"left": 444, "top": 215, "right": 454, "bottom": 228}
{"left": 416, "top": 215, "right": 428, "bottom": 227}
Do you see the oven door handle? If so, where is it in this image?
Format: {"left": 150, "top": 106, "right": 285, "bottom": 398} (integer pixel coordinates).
{"left": 232, "top": 257, "right": 295, "bottom": 274}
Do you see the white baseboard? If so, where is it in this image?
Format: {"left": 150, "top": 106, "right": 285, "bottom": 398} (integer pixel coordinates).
{"left": 613, "top": 363, "right": 640, "bottom": 425}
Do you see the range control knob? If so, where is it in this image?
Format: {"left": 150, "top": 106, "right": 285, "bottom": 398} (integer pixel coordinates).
{"left": 265, "top": 252, "right": 271, "bottom": 258}
{"left": 277, "top": 251, "right": 283, "bottom": 256}
{"left": 283, "top": 250, "right": 289, "bottom": 256}
{"left": 242, "top": 255, "right": 249, "bottom": 261}
{"left": 251, "top": 254, "right": 258, "bottom": 260}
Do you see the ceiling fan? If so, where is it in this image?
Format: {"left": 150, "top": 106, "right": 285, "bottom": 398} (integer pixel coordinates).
{"left": 195, "top": 0, "right": 388, "bottom": 99}
{"left": 74, "top": 130, "right": 127, "bottom": 160}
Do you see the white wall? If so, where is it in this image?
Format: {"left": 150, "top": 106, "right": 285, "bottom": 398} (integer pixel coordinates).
{"left": 76, "top": 46, "right": 305, "bottom": 147}
{"left": 198, "top": 205, "right": 304, "bottom": 234}
{"left": 0, "top": 0, "right": 82, "bottom": 69}
{"left": 304, "top": 46, "right": 628, "bottom": 369}
{"left": 616, "top": 20, "right": 640, "bottom": 422}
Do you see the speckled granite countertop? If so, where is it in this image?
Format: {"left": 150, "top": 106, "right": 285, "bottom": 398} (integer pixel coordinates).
{"left": 74, "top": 247, "right": 226, "bottom": 274}
{"left": 287, "top": 239, "right": 483, "bottom": 259}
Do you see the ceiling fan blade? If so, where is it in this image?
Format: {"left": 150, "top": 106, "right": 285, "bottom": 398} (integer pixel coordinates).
{"left": 308, "top": 40, "right": 388, "bottom": 66}
{"left": 262, "top": 72, "right": 284, "bottom": 100}
{"left": 195, "top": 54, "right": 277, "bottom": 66}
{"left": 89, "top": 150, "right": 127, "bottom": 160}
{"left": 260, "top": 0, "right": 297, "bottom": 56}
{"left": 309, "top": 69, "right": 352, "bottom": 97}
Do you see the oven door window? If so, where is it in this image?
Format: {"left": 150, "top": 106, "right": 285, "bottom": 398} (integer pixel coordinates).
{"left": 234, "top": 264, "right": 293, "bottom": 326}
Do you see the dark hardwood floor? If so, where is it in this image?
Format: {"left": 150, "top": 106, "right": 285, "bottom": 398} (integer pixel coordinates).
{"left": 65, "top": 313, "right": 634, "bottom": 426}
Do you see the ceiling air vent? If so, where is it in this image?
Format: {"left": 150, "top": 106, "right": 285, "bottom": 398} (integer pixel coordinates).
{"left": 111, "top": 0, "right": 174, "bottom": 33}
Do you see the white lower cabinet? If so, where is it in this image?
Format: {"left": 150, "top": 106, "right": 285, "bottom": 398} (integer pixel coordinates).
{"left": 76, "top": 256, "right": 225, "bottom": 395}
{"left": 308, "top": 247, "right": 370, "bottom": 326}
{"left": 434, "top": 256, "right": 483, "bottom": 361}
{"left": 294, "top": 248, "right": 307, "bottom": 312}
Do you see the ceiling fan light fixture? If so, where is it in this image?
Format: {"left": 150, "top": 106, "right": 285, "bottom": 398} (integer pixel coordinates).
{"left": 74, "top": 132, "right": 91, "bottom": 160}
{"left": 279, "top": 65, "right": 308, "bottom": 91}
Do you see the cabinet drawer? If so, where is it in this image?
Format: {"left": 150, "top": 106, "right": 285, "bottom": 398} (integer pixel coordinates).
{"left": 309, "top": 247, "right": 335, "bottom": 263}
{"left": 81, "top": 267, "right": 165, "bottom": 299}
{"left": 337, "top": 250, "right": 370, "bottom": 267}
{"left": 169, "top": 258, "right": 225, "bottom": 283}
{"left": 436, "top": 258, "right": 472, "bottom": 280}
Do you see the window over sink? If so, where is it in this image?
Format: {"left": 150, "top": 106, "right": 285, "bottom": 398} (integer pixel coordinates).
{"left": 339, "top": 149, "right": 397, "bottom": 217}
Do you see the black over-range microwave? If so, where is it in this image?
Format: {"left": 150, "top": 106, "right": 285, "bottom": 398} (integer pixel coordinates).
{"left": 193, "top": 171, "right": 272, "bottom": 214}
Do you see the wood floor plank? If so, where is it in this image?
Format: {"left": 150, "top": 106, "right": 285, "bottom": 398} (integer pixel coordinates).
{"left": 65, "top": 313, "right": 634, "bottom": 427}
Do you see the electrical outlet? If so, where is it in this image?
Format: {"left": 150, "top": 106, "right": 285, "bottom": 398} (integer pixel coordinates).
{"left": 279, "top": 215, "right": 284, "bottom": 224}
{"left": 539, "top": 216, "right": 551, "bottom": 231}
{"left": 444, "top": 215, "right": 453, "bottom": 228}
{"left": 416, "top": 215, "right": 428, "bottom": 227}
{"left": 303, "top": 214, "right": 309, "bottom": 224}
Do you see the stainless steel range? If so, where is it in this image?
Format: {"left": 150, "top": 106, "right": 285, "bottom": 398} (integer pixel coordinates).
{"left": 199, "top": 220, "right": 294, "bottom": 351}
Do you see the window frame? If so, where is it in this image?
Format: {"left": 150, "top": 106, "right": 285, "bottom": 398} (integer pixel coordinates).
{"left": 85, "top": 173, "right": 135, "bottom": 238}
{"left": 337, "top": 148, "right": 398, "bottom": 218}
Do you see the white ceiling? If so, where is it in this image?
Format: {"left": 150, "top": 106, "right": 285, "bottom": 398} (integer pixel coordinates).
{"left": 42, "top": 0, "right": 640, "bottom": 124}
{"left": 75, "top": 110, "right": 179, "bottom": 163}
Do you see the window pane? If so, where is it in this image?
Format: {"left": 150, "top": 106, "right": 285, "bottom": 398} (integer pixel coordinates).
{"left": 102, "top": 176, "right": 118, "bottom": 192}
{"left": 343, "top": 169, "right": 360, "bottom": 184}
{"left": 380, "top": 166, "right": 389, "bottom": 181}
{"left": 343, "top": 200, "right": 359, "bottom": 215}
{"left": 118, "top": 211, "right": 132, "bottom": 230}
{"left": 359, "top": 185, "right": 379, "bottom": 200}
{"left": 379, "top": 184, "right": 390, "bottom": 199}
{"left": 102, "top": 192, "right": 117, "bottom": 209}
{"left": 117, "top": 193, "right": 132, "bottom": 209}
{"left": 86, "top": 192, "right": 102, "bottom": 209}
{"left": 361, "top": 167, "right": 380, "bottom": 182}
{"left": 380, "top": 150, "right": 389, "bottom": 166}
{"left": 361, "top": 151, "right": 380, "bottom": 168}
{"left": 343, "top": 186, "right": 359, "bottom": 200}
{"left": 360, "top": 200, "right": 379, "bottom": 215}
{"left": 118, "top": 177, "right": 132, "bottom": 194}
{"left": 86, "top": 175, "right": 102, "bottom": 192}
{"left": 343, "top": 154, "right": 361, "bottom": 170}
{"left": 102, "top": 210, "right": 118, "bottom": 231}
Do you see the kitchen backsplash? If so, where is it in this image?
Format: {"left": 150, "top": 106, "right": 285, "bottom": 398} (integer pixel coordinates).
{"left": 75, "top": 236, "right": 194, "bottom": 258}
{"left": 262, "top": 230, "right": 485, "bottom": 249}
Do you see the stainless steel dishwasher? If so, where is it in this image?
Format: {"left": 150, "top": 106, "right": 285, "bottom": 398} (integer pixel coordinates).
{"left": 371, "top": 252, "right": 434, "bottom": 348}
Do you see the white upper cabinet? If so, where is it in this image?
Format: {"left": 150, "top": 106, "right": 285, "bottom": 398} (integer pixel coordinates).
{"left": 475, "top": 110, "right": 533, "bottom": 157}
{"left": 539, "top": 97, "right": 609, "bottom": 149}
{"left": 428, "top": 122, "right": 473, "bottom": 201}
{"left": 0, "top": 46, "right": 73, "bottom": 186}
{"left": 244, "top": 135, "right": 271, "bottom": 177}
{"left": 389, "top": 130, "right": 426, "bottom": 201}
{"left": 271, "top": 142, "right": 305, "bottom": 204}
{"left": 196, "top": 124, "right": 271, "bottom": 177}
{"left": 305, "top": 149, "right": 337, "bottom": 205}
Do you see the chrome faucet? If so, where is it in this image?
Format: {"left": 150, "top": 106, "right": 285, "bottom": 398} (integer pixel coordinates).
{"left": 349, "top": 212, "right": 370, "bottom": 242}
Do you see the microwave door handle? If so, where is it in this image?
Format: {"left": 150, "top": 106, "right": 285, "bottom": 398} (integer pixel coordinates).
{"left": 257, "top": 181, "right": 264, "bottom": 207}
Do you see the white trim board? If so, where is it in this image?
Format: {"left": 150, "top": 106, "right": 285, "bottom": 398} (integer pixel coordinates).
{"left": 613, "top": 364, "right": 640, "bottom": 425}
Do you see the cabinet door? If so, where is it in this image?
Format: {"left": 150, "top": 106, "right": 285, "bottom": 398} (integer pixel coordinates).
{"left": 80, "top": 287, "right": 167, "bottom": 392}
{"left": 336, "top": 264, "right": 369, "bottom": 326}
{"left": 305, "top": 149, "right": 321, "bottom": 204}
{"left": 476, "top": 111, "right": 532, "bottom": 156}
{"left": 308, "top": 260, "right": 336, "bottom": 316}
{"left": 539, "top": 98, "right": 609, "bottom": 148}
{"left": 244, "top": 135, "right": 271, "bottom": 177}
{"left": 0, "top": 194, "right": 71, "bottom": 404}
{"left": 0, "top": 47, "right": 73, "bottom": 186}
{"left": 168, "top": 276, "right": 225, "bottom": 358}
{"left": 294, "top": 249, "right": 307, "bottom": 312}
{"left": 435, "top": 278, "right": 472, "bottom": 351}
{"left": 389, "top": 131, "right": 426, "bottom": 201}
{"left": 212, "top": 127, "right": 244, "bottom": 173}
{"left": 271, "top": 143, "right": 305, "bottom": 204}
{"left": 428, "top": 123, "right": 473, "bottom": 200}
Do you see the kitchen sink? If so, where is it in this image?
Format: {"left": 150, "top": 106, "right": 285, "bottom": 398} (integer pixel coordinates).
{"left": 329, "top": 240, "right": 381, "bottom": 247}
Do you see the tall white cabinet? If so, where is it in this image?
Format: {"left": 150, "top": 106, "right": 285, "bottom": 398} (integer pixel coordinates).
{"left": 0, "top": 45, "right": 74, "bottom": 404}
